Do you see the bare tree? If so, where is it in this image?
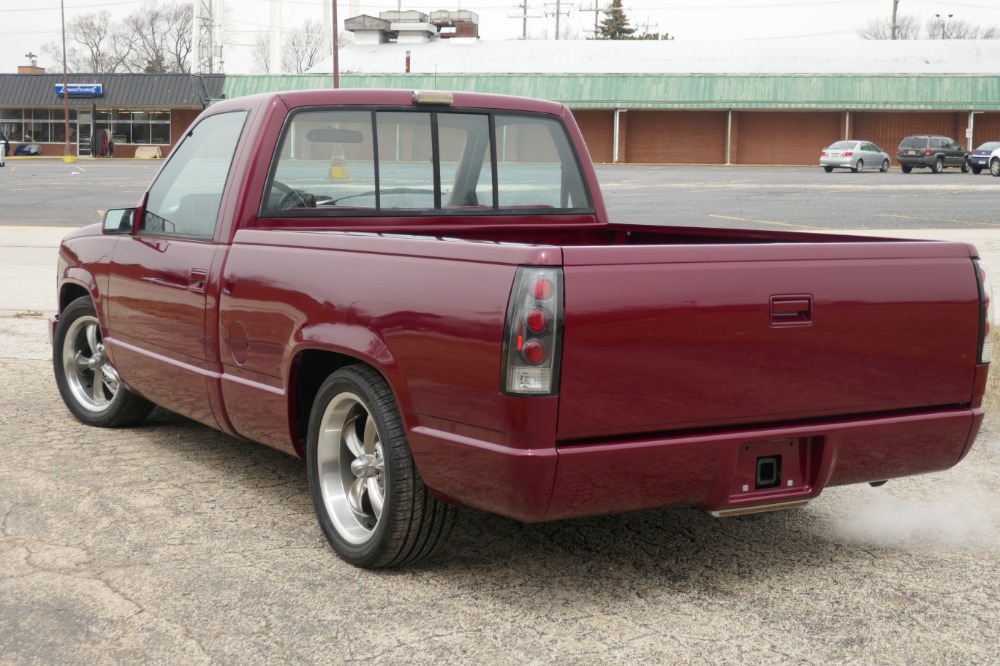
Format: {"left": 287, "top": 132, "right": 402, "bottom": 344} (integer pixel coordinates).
{"left": 40, "top": 11, "right": 134, "bottom": 72}
{"left": 250, "top": 32, "right": 271, "bottom": 73}
{"left": 283, "top": 19, "right": 328, "bottom": 74}
{"left": 41, "top": 2, "right": 192, "bottom": 73}
{"left": 926, "top": 16, "right": 999, "bottom": 39}
{"left": 121, "top": 2, "right": 193, "bottom": 73}
{"left": 857, "top": 15, "right": 921, "bottom": 40}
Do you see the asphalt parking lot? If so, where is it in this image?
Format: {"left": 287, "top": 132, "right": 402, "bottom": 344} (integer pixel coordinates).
{"left": 2, "top": 163, "right": 999, "bottom": 663}
{"left": 1, "top": 159, "right": 999, "bottom": 230}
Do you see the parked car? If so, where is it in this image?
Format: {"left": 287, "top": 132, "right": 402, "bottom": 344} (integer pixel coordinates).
{"left": 897, "top": 135, "right": 970, "bottom": 173}
{"left": 0, "top": 130, "right": 7, "bottom": 167}
{"left": 966, "top": 141, "right": 1000, "bottom": 175}
{"left": 820, "top": 140, "right": 890, "bottom": 173}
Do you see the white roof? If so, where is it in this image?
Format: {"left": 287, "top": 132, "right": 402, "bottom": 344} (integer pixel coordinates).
{"left": 320, "top": 38, "right": 1000, "bottom": 76}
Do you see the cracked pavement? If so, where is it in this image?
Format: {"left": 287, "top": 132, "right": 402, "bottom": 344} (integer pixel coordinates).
{"left": 1, "top": 226, "right": 999, "bottom": 663}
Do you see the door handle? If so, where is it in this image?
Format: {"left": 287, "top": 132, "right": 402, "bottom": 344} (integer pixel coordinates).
{"left": 770, "top": 296, "right": 812, "bottom": 326}
{"left": 189, "top": 268, "right": 208, "bottom": 293}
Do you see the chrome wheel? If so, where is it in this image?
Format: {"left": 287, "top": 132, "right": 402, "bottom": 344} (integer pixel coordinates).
{"left": 306, "top": 365, "right": 455, "bottom": 568}
{"left": 61, "top": 314, "right": 122, "bottom": 412}
{"left": 315, "top": 391, "right": 386, "bottom": 545}
{"left": 53, "top": 297, "right": 153, "bottom": 427}
{"left": 880, "top": 159, "right": 890, "bottom": 172}
{"left": 992, "top": 158, "right": 1000, "bottom": 177}
{"left": 854, "top": 159, "right": 864, "bottom": 173}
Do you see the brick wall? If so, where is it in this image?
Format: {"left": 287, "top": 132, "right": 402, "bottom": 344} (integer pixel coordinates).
{"left": 971, "top": 112, "right": 1000, "bottom": 147}
{"left": 734, "top": 111, "right": 842, "bottom": 165}
{"left": 625, "top": 111, "right": 728, "bottom": 164}
{"left": 573, "top": 110, "right": 614, "bottom": 163}
{"left": 852, "top": 111, "right": 965, "bottom": 164}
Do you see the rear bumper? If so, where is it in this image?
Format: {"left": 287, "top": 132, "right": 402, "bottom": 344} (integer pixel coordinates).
{"left": 896, "top": 156, "right": 933, "bottom": 168}
{"left": 410, "top": 407, "right": 981, "bottom": 522}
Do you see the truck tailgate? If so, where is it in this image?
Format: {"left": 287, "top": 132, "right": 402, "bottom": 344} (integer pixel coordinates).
{"left": 557, "top": 241, "right": 981, "bottom": 441}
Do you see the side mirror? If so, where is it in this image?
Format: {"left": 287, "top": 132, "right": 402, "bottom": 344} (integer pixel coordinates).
{"left": 103, "top": 208, "right": 135, "bottom": 234}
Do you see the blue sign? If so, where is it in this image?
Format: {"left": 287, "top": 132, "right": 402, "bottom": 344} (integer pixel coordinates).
{"left": 55, "top": 83, "right": 104, "bottom": 97}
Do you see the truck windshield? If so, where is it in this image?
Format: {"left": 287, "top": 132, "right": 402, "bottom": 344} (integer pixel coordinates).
{"left": 261, "top": 108, "right": 591, "bottom": 217}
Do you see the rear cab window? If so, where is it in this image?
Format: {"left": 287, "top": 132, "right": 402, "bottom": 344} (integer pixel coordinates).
{"left": 260, "top": 107, "right": 592, "bottom": 219}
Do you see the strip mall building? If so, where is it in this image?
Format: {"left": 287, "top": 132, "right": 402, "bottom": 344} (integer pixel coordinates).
{"left": 2, "top": 38, "right": 998, "bottom": 165}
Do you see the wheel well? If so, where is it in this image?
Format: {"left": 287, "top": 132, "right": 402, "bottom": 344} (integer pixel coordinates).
{"left": 292, "top": 349, "right": 376, "bottom": 455}
{"left": 60, "top": 284, "right": 89, "bottom": 312}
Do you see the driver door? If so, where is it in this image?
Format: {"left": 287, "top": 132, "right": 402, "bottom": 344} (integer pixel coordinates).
{"left": 106, "top": 110, "right": 248, "bottom": 427}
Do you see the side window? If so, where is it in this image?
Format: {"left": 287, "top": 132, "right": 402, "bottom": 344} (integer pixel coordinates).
{"left": 143, "top": 111, "right": 247, "bottom": 237}
{"left": 495, "top": 115, "right": 589, "bottom": 209}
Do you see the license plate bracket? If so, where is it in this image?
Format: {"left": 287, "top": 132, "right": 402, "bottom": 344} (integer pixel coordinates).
{"left": 729, "top": 437, "right": 817, "bottom": 500}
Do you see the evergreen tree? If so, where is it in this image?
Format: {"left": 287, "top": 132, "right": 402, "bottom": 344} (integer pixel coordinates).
{"left": 598, "top": 0, "right": 636, "bottom": 40}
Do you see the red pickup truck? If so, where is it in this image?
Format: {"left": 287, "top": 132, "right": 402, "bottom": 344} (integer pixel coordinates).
{"left": 52, "top": 89, "right": 992, "bottom": 568}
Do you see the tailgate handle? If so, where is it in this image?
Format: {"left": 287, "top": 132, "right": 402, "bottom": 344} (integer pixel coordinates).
{"left": 770, "top": 296, "right": 812, "bottom": 326}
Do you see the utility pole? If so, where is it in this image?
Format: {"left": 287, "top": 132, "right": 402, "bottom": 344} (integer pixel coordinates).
{"left": 509, "top": 0, "right": 541, "bottom": 39}
{"left": 891, "top": 0, "right": 899, "bottom": 40}
{"left": 637, "top": 17, "right": 658, "bottom": 37}
{"left": 545, "top": 0, "right": 570, "bottom": 39}
{"left": 579, "top": 2, "right": 601, "bottom": 39}
{"left": 192, "top": 0, "right": 224, "bottom": 73}
{"left": 332, "top": 0, "right": 339, "bottom": 88}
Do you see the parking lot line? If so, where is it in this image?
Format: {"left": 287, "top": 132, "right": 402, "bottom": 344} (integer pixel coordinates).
{"left": 708, "top": 214, "right": 829, "bottom": 231}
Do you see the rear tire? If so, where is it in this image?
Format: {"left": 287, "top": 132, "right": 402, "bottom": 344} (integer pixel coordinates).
{"left": 992, "top": 158, "right": 1000, "bottom": 177}
{"left": 823, "top": 166, "right": 833, "bottom": 173}
{"left": 880, "top": 159, "right": 890, "bottom": 173}
{"left": 853, "top": 160, "right": 864, "bottom": 173}
{"left": 961, "top": 162, "right": 971, "bottom": 173}
{"left": 931, "top": 157, "right": 944, "bottom": 174}
{"left": 53, "top": 297, "right": 154, "bottom": 427}
{"left": 306, "top": 365, "right": 455, "bottom": 568}
{"left": 901, "top": 165, "right": 912, "bottom": 174}
{"left": 973, "top": 167, "right": 983, "bottom": 175}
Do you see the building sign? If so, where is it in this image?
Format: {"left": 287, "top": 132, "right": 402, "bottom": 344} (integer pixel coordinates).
{"left": 55, "top": 83, "right": 104, "bottom": 97}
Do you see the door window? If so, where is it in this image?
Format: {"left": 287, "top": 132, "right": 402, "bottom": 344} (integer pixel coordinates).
{"left": 142, "top": 111, "right": 248, "bottom": 238}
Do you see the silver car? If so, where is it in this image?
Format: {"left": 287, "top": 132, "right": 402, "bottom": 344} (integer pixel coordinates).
{"left": 820, "top": 140, "right": 891, "bottom": 173}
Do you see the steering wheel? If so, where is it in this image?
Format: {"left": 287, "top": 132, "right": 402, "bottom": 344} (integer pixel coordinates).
{"left": 270, "top": 180, "right": 308, "bottom": 210}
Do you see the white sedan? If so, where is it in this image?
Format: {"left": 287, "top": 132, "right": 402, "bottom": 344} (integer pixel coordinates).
{"left": 820, "top": 140, "right": 891, "bottom": 173}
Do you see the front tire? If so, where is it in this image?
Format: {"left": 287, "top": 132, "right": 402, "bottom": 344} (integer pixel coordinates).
{"left": 307, "top": 365, "right": 455, "bottom": 568}
{"left": 880, "top": 159, "right": 890, "bottom": 172}
{"left": 53, "top": 297, "right": 154, "bottom": 427}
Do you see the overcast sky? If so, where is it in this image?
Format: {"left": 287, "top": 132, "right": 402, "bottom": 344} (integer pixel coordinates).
{"left": 1, "top": 0, "right": 998, "bottom": 74}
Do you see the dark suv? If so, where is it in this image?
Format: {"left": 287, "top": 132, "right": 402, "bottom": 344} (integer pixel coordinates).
{"left": 897, "top": 135, "right": 970, "bottom": 174}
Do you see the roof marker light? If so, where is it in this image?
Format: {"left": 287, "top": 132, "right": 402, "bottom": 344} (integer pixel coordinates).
{"left": 413, "top": 91, "right": 453, "bottom": 105}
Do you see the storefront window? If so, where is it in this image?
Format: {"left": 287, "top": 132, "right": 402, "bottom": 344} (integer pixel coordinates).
{"left": 0, "top": 107, "right": 169, "bottom": 146}
{"left": 0, "top": 108, "right": 74, "bottom": 144}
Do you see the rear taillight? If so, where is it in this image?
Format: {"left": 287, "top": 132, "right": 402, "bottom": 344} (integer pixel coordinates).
{"left": 843, "top": 151, "right": 853, "bottom": 157}
{"left": 974, "top": 258, "right": 993, "bottom": 363}
{"left": 821, "top": 151, "right": 828, "bottom": 156}
{"left": 502, "top": 266, "right": 563, "bottom": 395}
{"left": 925, "top": 148, "right": 933, "bottom": 156}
